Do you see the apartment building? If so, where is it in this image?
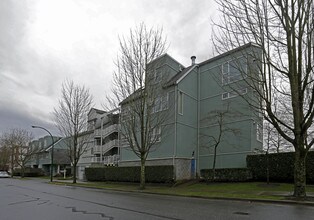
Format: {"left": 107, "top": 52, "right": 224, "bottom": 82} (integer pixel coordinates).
{"left": 28, "top": 136, "right": 70, "bottom": 175}
{"left": 77, "top": 108, "right": 120, "bottom": 180}
{"left": 119, "top": 43, "right": 263, "bottom": 180}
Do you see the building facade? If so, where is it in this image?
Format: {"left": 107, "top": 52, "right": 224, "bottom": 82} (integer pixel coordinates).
{"left": 119, "top": 43, "right": 263, "bottom": 180}
{"left": 28, "top": 136, "right": 71, "bottom": 175}
{"left": 77, "top": 108, "right": 120, "bottom": 180}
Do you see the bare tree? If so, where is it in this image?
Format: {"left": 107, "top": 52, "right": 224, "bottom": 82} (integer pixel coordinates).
{"left": 108, "top": 23, "right": 168, "bottom": 189}
{"left": 0, "top": 128, "right": 34, "bottom": 177}
{"left": 214, "top": 0, "right": 314, "bottom": 198}
{"left": 264, "top": 120, "right": 292, "bottom": 153}
{"left": 201, "top": 105, "right": 240, "bottom": 181}
{"left": 54, "top": 80, "right": 93, "bottom": 183}
{"left": 0, "top": 145, "right": 11, "bottom": 171}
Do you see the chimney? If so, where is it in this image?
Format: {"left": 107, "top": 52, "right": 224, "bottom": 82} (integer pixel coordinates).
{"left": 191, "top": 56, "right": 196, "bottom": 65}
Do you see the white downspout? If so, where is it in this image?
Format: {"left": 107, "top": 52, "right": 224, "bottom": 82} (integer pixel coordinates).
{"left": 118, "top": 108, "right": 121, "bottom": 166}
{"left": 197, "top": 64, "right": 200, "bottom": 178}
{"left": 101, "top": 116, "right": 103, "bottom": 163}
{"left": 173, "top": 86, "right": 177, "bottom": 180}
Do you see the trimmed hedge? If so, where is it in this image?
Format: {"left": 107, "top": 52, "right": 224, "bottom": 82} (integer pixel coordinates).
{"left": 85, "top": 165, "right": 174, "bottom": 183}
{"left": 13, "top": 168, "right": 45, "bottom": 177}
{"left": 247, "top": 151, "right": 314, "bottom": 183}
{"left": 200, "top": 168, "right": 252, "bottom": 182}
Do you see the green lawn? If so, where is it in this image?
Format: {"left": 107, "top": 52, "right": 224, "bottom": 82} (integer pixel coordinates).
{"left": 51, "top": 180, "right": 314, "bottom": 201}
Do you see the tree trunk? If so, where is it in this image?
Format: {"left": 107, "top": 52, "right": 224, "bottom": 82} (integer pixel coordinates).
{"left": 73, "top": 142, "right": 77, "bottom": 184}
{"left": 212, "top": 145, "right": 218, "bottom": 182}
{"left": 73, "top": 164, "right": 77, "bottom": 184}
{"left": 266, "top": 152, "right": 269, "bottom": 184}
{"left": 293, "top": 149, "right": 306, "bottom": 198}
{"left": 10, "top": 148, "right": 14, "bottom": 178}
{"left": 21, "top": 166, "right": 25, "bottom": 178}
{"left": 139, "top": 157, "right": 146, "bottom": 190}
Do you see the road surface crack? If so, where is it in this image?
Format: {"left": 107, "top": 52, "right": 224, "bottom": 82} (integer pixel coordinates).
{"left": 65, "top": 206, "right": 114, "bottom": 220}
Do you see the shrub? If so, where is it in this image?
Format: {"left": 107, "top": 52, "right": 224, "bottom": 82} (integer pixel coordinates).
{"left": 200, "top": 168, "right": 252, "bottom": 182}
{"left": 13, "top": 168, "right": 45, "bottom": 177}
{"left": 85, "top": 166, "right": 174, "bottom": 183}
{"left": 247, "top": 151, "right": 314, "bottom": 183}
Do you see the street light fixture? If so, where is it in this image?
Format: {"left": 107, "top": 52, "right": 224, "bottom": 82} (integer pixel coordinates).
{"left": 31, "top": 125, "right": 54, "bottom": 182}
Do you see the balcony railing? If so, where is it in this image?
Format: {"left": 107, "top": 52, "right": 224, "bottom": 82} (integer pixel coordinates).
{"left": 94, "top": 124, "right": 119, "bottom": 137}
{"left": 91, "top": 156, "right": 102, "bottom": 163}
{"left": 92, "top": 140, "right": 119, "bottom": 154}
{"left": 91, "top": 154, "right": 120, "bottom": 165}
{"left": 103, "top": 154, "right": 120, "bottom": 166}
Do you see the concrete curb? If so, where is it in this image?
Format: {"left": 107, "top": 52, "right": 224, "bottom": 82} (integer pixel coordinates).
{"left": 51, "top": 180, "right": 314, "bottom": 207}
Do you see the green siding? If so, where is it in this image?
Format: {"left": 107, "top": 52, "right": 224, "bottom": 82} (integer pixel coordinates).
{"left": 120, "top": 45, "right": 263, "bottom": 173}
{"left": 198, "top": 46, "right": 262, "bottom": 170}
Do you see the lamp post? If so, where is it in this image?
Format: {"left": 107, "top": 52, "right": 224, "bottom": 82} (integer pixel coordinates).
{"left": 31, "top": 125, "right": 54, "bottom": 182}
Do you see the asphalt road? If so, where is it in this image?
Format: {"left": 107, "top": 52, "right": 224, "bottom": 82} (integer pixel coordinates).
{"left": 1, "top": 178, "right": 314, "bottom": 220}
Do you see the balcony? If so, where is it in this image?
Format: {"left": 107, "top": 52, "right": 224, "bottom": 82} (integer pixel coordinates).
{"left": 91, "top": 156, "right": 102, "bottom": 163}
{"left": 94, "top": 124, "right": 119, "bottom": 137}
{"left": 91, "top": 154, "right": 119, "bottom": 165}
{"left": 103, "top": 154, "right": 119, "bottom": 166}
{"left": 92, "top": 140, "right": 119, "bottom": 154}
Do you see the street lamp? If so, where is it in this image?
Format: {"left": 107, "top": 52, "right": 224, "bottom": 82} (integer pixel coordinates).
{"left": 31, "top": 125, "right": 54, "bottom": 182}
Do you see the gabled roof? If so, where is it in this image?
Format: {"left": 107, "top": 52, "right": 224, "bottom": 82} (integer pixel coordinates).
{"left": 148, "top": 53, "right": 184, "bottom": 69}
{"left": 119, "top": 88, "right": 144, "bottom": 106}
{"left": 88, "top": 108, "right": 106, "bottom": 116}
{"left": 198, "top": 42, "right": 260, "bottom": 66}
{"left": 164, "top": 42, "right": 260, "bottom": 87}
{"left": 45, "top": 137, "right": 64, "bottom": 151}
{"left": 164, "top": 65, "right": 196, "bottom": 88}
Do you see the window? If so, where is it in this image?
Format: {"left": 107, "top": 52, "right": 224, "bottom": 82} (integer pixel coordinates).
{"left": 121, "top": 106, "right": 131, "bottom": 121}
{"left": 154, "top": 97, "right": 162, "bottom": 113}
{"left": 119, "top": 137, "right": 129, "bottom": 146}
{"left": 95, "top": 138, "right": 101, "bottom": 146}
{"left": 154, "top": 69, "right": 162, "bottom": 83}
{"left": 257, "top": 123, "right": 263, "bottom": 142}
{"left": 222, "top": 57, "right": 247, "bottom": 84}
{"left": 151, "top": 126, "right": 161, "bottom": 143}
{"left": 222, "top": 88, "right": 247, "bottom": 100}
{"left": 178, "top": 91, "right": 183, "bottom": 115}
{"left": 162, "top": 93, "right": 169, "bottom": 110}
{"left": 153, "top": 93, "right": 169, "bottom": 113}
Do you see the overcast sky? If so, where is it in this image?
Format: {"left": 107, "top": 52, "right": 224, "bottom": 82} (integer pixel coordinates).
{"left": 0, "top": 0, "right": 218, "bottom": 138}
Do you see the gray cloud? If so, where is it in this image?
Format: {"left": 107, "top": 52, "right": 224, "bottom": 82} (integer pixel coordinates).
{"left": 0, "top": 105, "right": 58, "bottom": 138}
{"left": 0, "top": 0, "right": 217, "bottom": 138}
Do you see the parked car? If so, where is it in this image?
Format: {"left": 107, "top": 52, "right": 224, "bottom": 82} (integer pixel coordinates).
{"left": 0, "top": 171, "right": 10, "bottom": 178}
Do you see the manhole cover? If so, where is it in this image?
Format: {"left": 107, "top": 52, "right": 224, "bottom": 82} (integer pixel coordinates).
{"left": 233, "top": 211, "right": 249, "bottom": 216}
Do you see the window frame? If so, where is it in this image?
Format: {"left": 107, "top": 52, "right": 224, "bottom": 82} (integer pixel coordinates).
{"left": 178, "top": 91, "right": 184, "bottom": 115}
{"left": 256, "top": 123, "right": 263, "bottom": 142}
{"left": 222, "top": 88, "right": 247, "bottom": 100}
{"left": 154, "top": 69, "right": 162, "bottom": 83}
{"left": 151, "top": 126, "right": 161, "bottom": 143}
{"left": 152, "top": 93, "right": 169, "bottom": 113}
{"left": 222, "top": 57, "right": 248, "bottom": 85}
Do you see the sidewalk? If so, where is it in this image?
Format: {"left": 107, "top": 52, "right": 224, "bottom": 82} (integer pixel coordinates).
{"left": 50, "top": 179, "right": 314, "bottom": 206}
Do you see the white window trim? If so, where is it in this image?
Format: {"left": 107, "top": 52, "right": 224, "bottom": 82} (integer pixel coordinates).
{"left": 151, "top": 126, "right": 161, "bottom": 143}
{"left": 256, "top": 123, "right": 263, "bottom": 142}
{"left": 154, "top": 97, "right": 162, "bottom": 113}
{"left": 152, "top": 93, "right": 169, "bottom": 113}
{"left": 154, "top": 69, "right": 162, "bottom": 83}
{"left": 178, "top": 91, "right": 184, "bottom": 115}
{"left": 222, "top": 88, "right": 247, "bottom": 100}
{"left": 222, "top": 57, "right": 248, "bottom": 85}
{"left": 162, "top": 93, "right": 169, "bottom": 111}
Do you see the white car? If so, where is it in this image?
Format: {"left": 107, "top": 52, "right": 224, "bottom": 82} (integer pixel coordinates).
{"left": 0, "top": 171, "right": 10, "bottom": 178}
